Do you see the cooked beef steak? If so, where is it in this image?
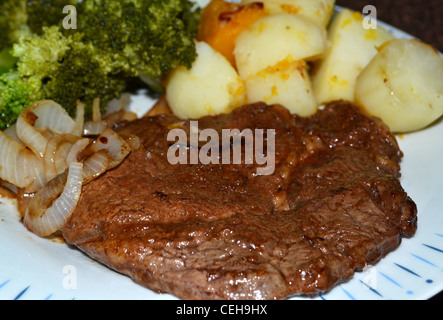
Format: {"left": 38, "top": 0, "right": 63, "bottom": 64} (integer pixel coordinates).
{"left": 61, "top": 100, "right": 417, "bottom": 300}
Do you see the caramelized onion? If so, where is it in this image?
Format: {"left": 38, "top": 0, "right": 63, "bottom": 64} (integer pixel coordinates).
{"left": 44, "top": 134, "right": 83, "bottom": 182}
{"left": 1, "top": 179, "right": 18, "bottom": 195}
{"left": 16, "top": 100, "right": 84, "bottom": 157}
{"left": 91, "top": 128, "right": 132, "bottom": 169}
{"left": 121, "top": 134, "right": 141, "bottom": 151}
{"left": 4, "top": 124, "right": 23, "bottom": 145}
{"left": 104, "top": 110, "right": 138, "bottom": 128}
{"left": 84, "top": 96, "right": 138, "bottom": 135}
{"left": 83, "top": 120, "right": 107, "bottom": 136}
{"left": 19, "top": 150, "right": 47, "bottom": 193}
{"left": 0, "top": 131, "right": 45, "bottom": 190}
{"left": 1, "top": 96, "right": 135, "bottom": 238}
{"left": 16, "top": 189, "right": 34, "bottom": 218}
{"left": 72, "top": 100, "right": 85, "bottom": 137}
{"left": 24, "top": 162, "right": 83, "bottom": 237}
{"left": 104, "top": 93, "right": 131, "bottom": 116}
{"left": 66, "top": 138, "right": 91, "bottom": 164}
{"left": 92, "top": 97, "right": 101, "bottom": 122}
{"left": 83, "top": 98, "right": 107, "bottom": 136}
{"left": 82, "top": 150, "right": 111, "bottom": 184}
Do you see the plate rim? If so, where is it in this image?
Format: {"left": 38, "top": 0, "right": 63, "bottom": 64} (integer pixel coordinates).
{"left": 0, "top": 4, "right": 442, "bottom": 301}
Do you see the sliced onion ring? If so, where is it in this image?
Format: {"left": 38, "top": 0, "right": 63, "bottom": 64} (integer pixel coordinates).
{"left": 24, "top": 162, "right": 83, "bottom": 237}
{"left": 83, "top": 120, "right": 107, "bottom": 136}
{"left": 44, "top": 134, "right": 82, "bottom": 182}
{"left": 19, "top": 148, "right": 47, "bottom": 193}
{"left": 66, "top": 137, "right": 91, "bottom": 164}
{"left": 91, "top": 128, "right": 132, "bottom": 169}
{"left": 0, "top": 131, "right": 45, "bottom": 190}
{"left": 104, "top": 93, "right": 131, "bottom": 116}
{"left": 92, "top": 97, "right": 102, "bottom": 122}
{"left": 121, "top": 134, "right": 141, "bottom": 151}
{"left": 83, "top": 98, "right": 109, "bottom": 136}
{"left": 16, "top": 189, "right": 34, "bottom": 219}
{"left": 4, "top": 123, "right": 23, "bottom": 145}
{"left": 16, "top": 100, "right": 84, "bottom": 157}
{"left": 104, "top": 110, "right": 138, "bottom": 128}
{"left": 2, "top": 95, "right": 137, "bottom": 238}
{"left": 82, "top": 150, "right": 111, "bottom": 184}
{"left": 71, "top": 100, "right": 85, "bottom": 137}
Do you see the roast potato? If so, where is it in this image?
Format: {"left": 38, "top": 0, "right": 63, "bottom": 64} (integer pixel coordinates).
{"left": 241, "top": 0, "right": 335, "bottom": 28}
{"left": 355, "top": 39, "right": 443, "bottom": 133}
{"left": 312, "top": 9, "right": 394, "bottom": 104}
{"left": 234, "top": 13, "right": 327, "bottom": 79}
{"left": 166, "top": 41, "right": 246, "bottom": 119}
{"left": 245, "top": 59, "right": 318, "bottom": 117}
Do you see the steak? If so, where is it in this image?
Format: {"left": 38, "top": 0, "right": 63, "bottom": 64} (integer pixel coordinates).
{"left": 61, "top": 100, "right": 417, "bottom": 300}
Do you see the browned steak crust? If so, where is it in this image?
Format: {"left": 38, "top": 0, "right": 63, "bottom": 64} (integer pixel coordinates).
{"left": 62, "top": 100, "right": 417, "bottom": 300}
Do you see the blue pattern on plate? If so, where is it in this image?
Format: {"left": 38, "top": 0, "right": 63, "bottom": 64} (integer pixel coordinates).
{"left": 320, "top": 230, "right": 443, "bottom": 300}
{"left": 358, "top": 280, "right": 383, "bottom": 297}
{"left": 423, "top": 243, "right": 443, "bottom": 253}
{"left": 340, "top": 287, "right": 356, "bottom": 300}
{"left": 379, "top": 272, "right": 403, "bottom": 289}
{"left": 14, "top": 286, "right": 30, "bottom": 300}
{"left": 411, "top": 253, "right": 438, "bottom": 267}
{"left": 0, "top": 280, "right": 10, "bottom": 290}
{"left": 394, "top": 263, "right": 422, "bottom": 278}
{"left": 0, "top": 279, "right": 76, "bottom": 300}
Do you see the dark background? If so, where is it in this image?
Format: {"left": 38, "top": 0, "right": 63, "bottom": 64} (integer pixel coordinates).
{"left": 336, "top": 0, "right": 442, "bottom": 301}
{"left": 336, "top": 0, "right": 443, "bottom": 52}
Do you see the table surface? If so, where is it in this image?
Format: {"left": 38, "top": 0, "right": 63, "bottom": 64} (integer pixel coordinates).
{"left": 336, "top": 0, "right": 442, "bottom": 301}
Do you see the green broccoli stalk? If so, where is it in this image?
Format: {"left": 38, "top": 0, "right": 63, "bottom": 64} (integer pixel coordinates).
{"left": 0, "top": 71, "right": 43, "bottom": 130}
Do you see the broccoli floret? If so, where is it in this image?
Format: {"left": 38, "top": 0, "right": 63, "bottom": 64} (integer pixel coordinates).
{"left": 0, "top": 0, "right": 79, "bottom": 49}
{"left": 0, "top": 48, "right": 18, "bottom": 75}
{"left": 12, "top": 26, "right": 126, "bottom": 118}
{"left": 1, "top": 0, "right": 201, "bottom": 122}
{"left": 44, "top": 38, "right": 128, "bottom": 118}
{"left": 0, "top": 71, "right": 43, "bottom": 130}
{"left": 26, "top": 0, "right": 79, "bottom": 35}
{"left": 77, "top": 0, "right": 201, "bottom": 90}
{"left": 13, "top": 26, "right": 71, "bottom": 80}
{"left": 0, "top": 0, "right": 30, "bottom": 51}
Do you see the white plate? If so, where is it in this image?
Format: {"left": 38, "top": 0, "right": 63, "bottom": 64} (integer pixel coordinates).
{"left": 1, "top": 6, "right": 442, "bottom": 301}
